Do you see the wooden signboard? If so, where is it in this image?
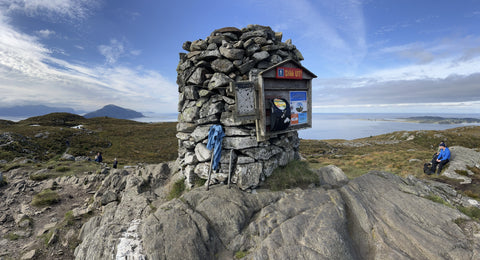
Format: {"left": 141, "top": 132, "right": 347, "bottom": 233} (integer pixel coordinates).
{"left": 256, "top": 59, "right": 316, "bottom": 141}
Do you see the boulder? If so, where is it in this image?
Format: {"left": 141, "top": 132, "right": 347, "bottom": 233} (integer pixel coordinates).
{"left": 234, "top": 162, "right": 262, "bottom": 190}
{"left": 443, "top": 146, "right": 480, "bottom": 184}
{"left": 194, "top": 143, "right": 211, "bottom": 163}
{"left": 317, "top": 165, "right": 349, "bottom": 189}
{"left": 211, "top": 59, "right": 234, "bottom": 73}
{"left": 219, "top": 46, "right": 244, "bottom": 60}
{"left": 21, "top": 250, "right": 36, "bottom": 260}
{"left": 61, "top": 153, "right": 75, "bottom": 161}
{"left": 207, "top": 73, "right": 233, "bottom": 90}
{"left": 190, "top": 39, "right": 208, "bottom": 51}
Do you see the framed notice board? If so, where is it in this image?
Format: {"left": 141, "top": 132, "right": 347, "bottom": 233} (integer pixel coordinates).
{"left": 256, "top": 59, "right": 316, "bottom": 141}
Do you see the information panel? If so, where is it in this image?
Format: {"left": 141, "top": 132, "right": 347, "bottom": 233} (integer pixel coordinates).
{"left": 290, "top": 91, "right": 308, "bottom": 125}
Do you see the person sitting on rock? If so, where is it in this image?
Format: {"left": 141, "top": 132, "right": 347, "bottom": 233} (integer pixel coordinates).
{"left": 429, "top": 142, "right": 450, "bottom": 175}
{"left": 95, "top": 152, "right": 103, "bottom": 163}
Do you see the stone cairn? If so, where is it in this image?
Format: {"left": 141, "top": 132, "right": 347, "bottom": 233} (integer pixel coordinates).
{"left": 176, "top": 25, "right": 304, "bottom": 190}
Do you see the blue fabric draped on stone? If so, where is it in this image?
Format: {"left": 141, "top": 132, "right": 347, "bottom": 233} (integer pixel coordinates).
{"left": 207, "top": 125, "right": 225, "bottom": 171}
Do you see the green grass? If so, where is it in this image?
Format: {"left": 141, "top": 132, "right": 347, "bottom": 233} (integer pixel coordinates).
{"left": 0, "top": 113, "right": 177, "bottom": 165}
{"left": 64, "top": 210, "right": 75, "bottom": 226}
{"left": 31, "top": 189, "right": 60, "bottom": 207}
{"left": 39, "top": 230, "right": 54, "bottom": 246}
{"left": 300, "top": 126, "right": 480, "bottom": 180}
{"left": 457, "top": 205, "right": 480, "bottom": 221}
{"left": 263, "top": 160, "right": 318, "bottom": 191}
{"left": 167, "top": 179, "right": 186, "bottom": 200}
{"left": 235, "top": 251, "right": 248, "bottom": 259}
{"left": 4, "top": 232, "right": 21, "bottom": 241}
{"left": 28, "top": 161, "right": 100, "bottom": 181}
{"left": 425, "top": 194, "right": 452, "bottom": 207}
{"left": 55, "top": 166, "right": 70, "bottom": 172}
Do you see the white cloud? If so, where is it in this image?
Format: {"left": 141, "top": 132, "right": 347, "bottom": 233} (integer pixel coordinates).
{"left": 98, "top": 39, "right": 125, "bottom": 65}
{"left": 0, "top": 10, "right": 177, "bottom": 113}
{"left": 35, "top": 29, "right": 55, "bottom": 38}
{"left": 264, "top": 0, "right": 366, "bottom": 74}
{"left": 0, "top": 0, "right": 100, "bottom": 20}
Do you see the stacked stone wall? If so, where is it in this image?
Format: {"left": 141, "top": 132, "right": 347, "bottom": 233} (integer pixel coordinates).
{"left": 176, "top": 25, "right": 304, "bottom": 190}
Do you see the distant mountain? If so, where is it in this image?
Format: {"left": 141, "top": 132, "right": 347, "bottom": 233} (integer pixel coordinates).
{"left": 83, "top": 104, "right": 144, "bottom": 119}
{"left": 0, "top": 105, "right": 76, "bottom": 117}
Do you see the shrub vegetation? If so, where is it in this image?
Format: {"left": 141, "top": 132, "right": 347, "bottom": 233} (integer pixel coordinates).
{"left": 31, "top": 189, "right": 60, "bottom": 207}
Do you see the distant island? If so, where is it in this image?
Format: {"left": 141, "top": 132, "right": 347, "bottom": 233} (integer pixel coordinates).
{"left": 83, "top": 104, "right": 144, "bottom": 119}
{"left": 0, "top": 105, "right": 77, "bottom": 117}
{"left": 0, "top": 104, "right": 144, "bottom": 120}
{"left": 400, "top": 116, "right": 480, "bottom": 124}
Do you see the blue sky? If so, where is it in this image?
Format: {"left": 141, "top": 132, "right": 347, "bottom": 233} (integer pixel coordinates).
{"left": 0, "top": 0, "right": 479, "bottom": 114}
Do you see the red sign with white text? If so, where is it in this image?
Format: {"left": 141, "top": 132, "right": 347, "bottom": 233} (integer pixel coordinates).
{"left": 276, "top": 67, "right": 303, "bottom": 79}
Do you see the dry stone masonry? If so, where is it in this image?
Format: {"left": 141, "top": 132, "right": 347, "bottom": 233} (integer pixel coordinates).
{"left": 176, "top": 25, "right": 305, "bottom": 190}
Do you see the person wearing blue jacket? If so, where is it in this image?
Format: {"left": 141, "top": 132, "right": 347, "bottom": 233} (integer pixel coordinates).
{"left": 430, "top": 142, "right": 450, "bottom": 175}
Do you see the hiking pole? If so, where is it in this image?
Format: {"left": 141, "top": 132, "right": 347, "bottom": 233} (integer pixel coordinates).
{"left": 206, "top": 150, "right": 214, "bottom": 191}
{"left": 228, "top": 149, "right": 233, "bottom": 189}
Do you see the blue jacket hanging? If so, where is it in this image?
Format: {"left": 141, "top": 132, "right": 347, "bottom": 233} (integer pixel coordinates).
{"left": 206, "top": 125, "right": 225, "bottom": 171}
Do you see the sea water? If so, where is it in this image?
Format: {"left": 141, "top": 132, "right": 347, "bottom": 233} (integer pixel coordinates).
{"left": 3, "top": 113, "right": 480, "bottom": 141}
{"left": 299, "top": 113, "right": 480, "bottom": 140}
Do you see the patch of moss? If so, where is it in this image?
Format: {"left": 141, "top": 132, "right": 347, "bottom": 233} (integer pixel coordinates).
{"left": 39, "top": 230, "right": 54, "bottom": 246}
{"left": 467, "top": 165, "right": 480, "bottom": 175}
{"left": 455, "top": 169, "right": 469, "bottom": 176}
{"left": 149, "top": 203, "right": 157, "bottom": 214}
{"left": 64, "top": 210, "right": 75, "bottom": 226}
{"left": 264, "top": 160, "right": 318, "bottom": 191}
{"left": 55, "top": 166, "right": 70, "bottom": 172}
{"left": 235, "top": 251, "right": 248, "bottom": 259}
{"left": 31, "top": 189, "right": 60, "bottom": 207}
{"left": 193, "top": 177, "right": 206, "bottom": 187}
{"left": 4, "top": 232, "right": 21, "bottom": 241}
{"left": 167, "top": 179, "right": 186, "bottom": 200}
{"left": 457, "top": 205, "right": 480, "bottom": 221}
{"left": 425, "top": 194, "right": 452, "bottom": 207}
{"left": 453, "top": 217, "right": 468, "bottom": 226}
{"left": 30, "top": 172, "right": 56, "bottom": 181}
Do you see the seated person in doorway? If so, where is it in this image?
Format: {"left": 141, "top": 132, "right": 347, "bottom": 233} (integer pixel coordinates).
{"left": 430, "top": 142, "right": 450, "bottom": 175}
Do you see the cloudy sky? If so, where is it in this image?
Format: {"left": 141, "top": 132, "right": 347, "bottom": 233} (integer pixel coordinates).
{"left": 0, "top": 0, "right": 479, "bottom": 114}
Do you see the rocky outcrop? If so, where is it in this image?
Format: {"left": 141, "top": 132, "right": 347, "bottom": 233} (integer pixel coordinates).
{"left": 0, "top": 164, "right": 108, "bottom": 259}
{"left": 176, "top": 25, "right": 304, "bottom": 190}
{"left": 74, "top": 163, "right": 174, "bottom": 259}
{"left": 443, "top": 146, "right": 480, "bottom": 184}
{"left": 74, "top": 163, "right": 480, "bottom": 260}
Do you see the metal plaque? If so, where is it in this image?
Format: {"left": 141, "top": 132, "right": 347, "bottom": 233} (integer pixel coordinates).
{"left": 233, "top": 81, "right": 257, "bottom": 119}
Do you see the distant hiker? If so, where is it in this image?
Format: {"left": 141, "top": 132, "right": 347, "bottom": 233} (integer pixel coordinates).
{"left": 113, "top": 158, "right": 118, "bottom": 169}
{"left": 428, "top": 142, "right": 450, "bottom": 175}
{"left": 95, "top": 152, "right": 103, "bottom": 163}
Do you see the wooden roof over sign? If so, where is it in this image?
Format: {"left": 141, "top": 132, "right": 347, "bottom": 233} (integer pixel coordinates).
{"left": 259, "top": 59, "right": 317, "bottom": 80}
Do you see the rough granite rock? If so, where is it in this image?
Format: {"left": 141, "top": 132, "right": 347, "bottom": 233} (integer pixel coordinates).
{"left": 443, "top": 146, "right": 480, "bottom": 184}
{"left": 74, "top": 164, "right": 480, "bottom": 260}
